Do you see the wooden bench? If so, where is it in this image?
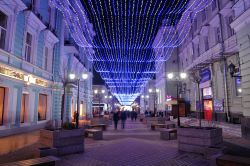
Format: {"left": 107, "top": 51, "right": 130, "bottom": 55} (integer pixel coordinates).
{"left": 0, "top": 156, "right": 60, "bottom": 166}
{"left": 151, "top": 123, "right": 166, "bottom": 130}
{"left": 89, "top": 124, "right": 107, "bottom": 131}
{"left": 160, "top": 128, "right": 177, "bottom": 140}
{"left": 85, "top": 129, "right": 103, "bottom": 140}
{"left": 216, "top": 154, "right": 250, "bottom": 166}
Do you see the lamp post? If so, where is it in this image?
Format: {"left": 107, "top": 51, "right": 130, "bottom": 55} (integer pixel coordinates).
{"left": 167, "top": 72, "right": 187, "bottom": 127}
{"left": 69, "top": 72, "right": 89, "bottom": 128}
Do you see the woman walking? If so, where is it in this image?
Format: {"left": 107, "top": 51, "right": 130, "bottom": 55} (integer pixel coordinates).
{"left": 113, "top": 109, "right": 119, "bottom": 130}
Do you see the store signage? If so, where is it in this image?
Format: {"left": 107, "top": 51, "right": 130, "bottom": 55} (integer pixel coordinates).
{"left": 214, "top": 99, "right": 224, "bottom": 112}
{"left": 200, "top": 68, "right": 211, "bottom": 83}
{"left": 203, "top": 87, "right": 212, "bottom": 99}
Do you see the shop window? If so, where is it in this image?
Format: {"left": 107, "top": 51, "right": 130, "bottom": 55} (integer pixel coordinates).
{"left": 0, "top": 11, "right": 7, "bottom": 50}
{"left": 0, "top": 87, "right": 5, "bottom": 125}
{"left": 235, "top": 72, "right": 242, "bottom": 97}
{"left": 25, "top": 32, "right": 32, "bottom": 62}
{"left": 38, "top": 94, "right": 47, "bottom": 121}
{"left": 21, "top": 94, "right": 28, "bottom": 123}
{"left": 80, "top": 101, "right": 83, "bottom": 116}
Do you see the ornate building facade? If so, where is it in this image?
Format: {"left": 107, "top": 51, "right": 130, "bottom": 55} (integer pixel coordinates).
{"left": 159, "top": 0, "right": 250, "bottom": 138}
{"left": 0, "top": 0, "right": 93, "bottom": 137}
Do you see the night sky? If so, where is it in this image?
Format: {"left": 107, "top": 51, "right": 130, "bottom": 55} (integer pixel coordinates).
{"left": 93, "top": 68, "right": 105, "bottom": 85}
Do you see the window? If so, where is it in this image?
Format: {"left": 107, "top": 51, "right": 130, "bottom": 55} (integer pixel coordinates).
{"left": 197, "top": 44, "right": 200, "bottom": 57}
{"left": 38, "top": 94, "right": 47, "bottom": 121}
{"left": 0, "top": 87, "right": 5, "bottom": 125}
{"left": 216, "top": 27, "right": 221, "bottom": 43}
{"left": 21, "top": 94, "right": 28, "bottom": 123}
{"left": 44, "top": 47, "right": 49, "bottom": 70}
{"left": 204, "top": 36, "right": 209, "bottom": 51}
{"left": 228, "top": 16, "right": 235, "bottom": 37}
{"left": 0, "top": 11, "right": 7, "bottom": 50}
{"left": 193, "top": 18, "right": 197, "bottom": 31}
{"left": 25, "top": 32, "right": 32, "bottom": 62}
{"left": 212, "top": 0, "right": 217, "bottom": 10}
{"left": 202, "top": 10, "right": 206, "bottom": 22}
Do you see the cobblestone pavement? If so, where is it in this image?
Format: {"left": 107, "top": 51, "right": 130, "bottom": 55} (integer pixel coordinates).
{"left": 60, "top": 121, "right": 209, "bottom": 166}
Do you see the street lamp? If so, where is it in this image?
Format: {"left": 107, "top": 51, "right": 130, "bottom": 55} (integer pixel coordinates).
{"left": 167, "top": 72, "right": 187, "bottom": 127}
{"left": 69, "top": 72, "right": 89, "bottom": 128}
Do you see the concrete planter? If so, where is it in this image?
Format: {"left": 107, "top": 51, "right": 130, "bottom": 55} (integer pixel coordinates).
{"left": 178, "top": 127, "right": 223, "bottom": 154}
{"left": 40, "top": 128, "right": 84, "bottom": 156}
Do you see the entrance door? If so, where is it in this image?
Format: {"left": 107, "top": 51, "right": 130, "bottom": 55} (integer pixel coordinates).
{"left": 204, "top": 99, "right": 213, "bottom": 121}
{"left": 38, "top": 94, "right": 47, "bottom": 121}
{"left": 0, "top": 87, "right": 5, "bottom": 125}
{"left": 21, "top": 94, "right": 28, "bottom": 123}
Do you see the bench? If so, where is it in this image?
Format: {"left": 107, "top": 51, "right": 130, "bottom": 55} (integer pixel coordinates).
{"left": 89, "top": 124, "right": 107, "bottom": 131}
{"left": 160, "top": 128, "right": 177, "bottom": 140}
{"left": 151, "top": 123, "right": 166, "bottom": 130}
{"left": 166, "top": 123, "right": 176, "bottom": 129}
{"left": 0, "top": 156, "right": 60, "bottom": 166}
{"left": 85, "top": 129, "right": 103, "bottom": 140}
{"left": 216, "top": 154, "right": 250, "bottom": 166}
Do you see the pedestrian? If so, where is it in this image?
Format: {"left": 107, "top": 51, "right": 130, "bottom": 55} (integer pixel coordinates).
{"left": 113, "top": 109, "right": 119, "bottom": 130}
{"left": 134, "top": 111, "right": 138, "bottom": 121}
{"left": 131, "top": 110, "right": 135, "bottom": 121}
{"left": 121, "top": 110, "right": 127, "bottom": 129}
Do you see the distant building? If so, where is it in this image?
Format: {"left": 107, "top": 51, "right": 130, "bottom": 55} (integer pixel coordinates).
{"left": 92, "top": 85, "right": 113, "bottom": 116}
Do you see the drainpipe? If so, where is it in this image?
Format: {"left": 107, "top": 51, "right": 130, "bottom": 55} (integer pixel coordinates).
{"left": 218, "top": 1, "right": 231, "bottom": 122}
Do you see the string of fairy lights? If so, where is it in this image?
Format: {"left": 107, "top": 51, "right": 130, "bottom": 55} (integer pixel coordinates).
{"left": 50, "top": 0, "right": 213, "bottom": 105}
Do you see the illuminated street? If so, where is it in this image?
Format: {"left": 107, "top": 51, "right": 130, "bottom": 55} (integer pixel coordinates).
{"left": 1, "top": 0, "right": 250, "bottom": 165}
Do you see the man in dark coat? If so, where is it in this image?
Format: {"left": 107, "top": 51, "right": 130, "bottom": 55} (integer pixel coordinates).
{"left": 113, "top": 110, "right": 119, "bottom": 130}
{"left": 121, "top": 110, "right": 127, "bottom": 129}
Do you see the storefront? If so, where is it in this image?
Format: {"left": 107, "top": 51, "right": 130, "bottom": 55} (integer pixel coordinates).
{"left": 200, "top": 68, "right": 213, "bottom": 121}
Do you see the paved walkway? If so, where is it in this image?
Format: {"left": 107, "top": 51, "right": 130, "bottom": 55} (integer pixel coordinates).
{"left": 60, "top": 120, "right": 209, "bottom": 166}
{"left": 0, "top": 118, "right": 249, "bottom": 165}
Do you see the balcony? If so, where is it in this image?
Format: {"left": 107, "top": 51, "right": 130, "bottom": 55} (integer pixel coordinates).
{"left": 185, "top": 43, "right": 223, "bottom": 71}
{"left": 223, "top": 35, "right": 239, "bottom": 56}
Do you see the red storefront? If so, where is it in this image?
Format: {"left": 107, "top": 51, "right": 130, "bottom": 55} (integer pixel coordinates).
{"left": 199, "top": 68, "right": 213, "bottom": 121}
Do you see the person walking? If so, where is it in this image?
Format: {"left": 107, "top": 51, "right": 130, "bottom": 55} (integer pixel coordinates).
{"left": 113, "top": 109, "right": 119, "bottom": 130}
{"left": 134, "top": 111, "right": 138, "bottom": 121}
{"left": 121, "top": 110, "right": 127, "bottom": 129}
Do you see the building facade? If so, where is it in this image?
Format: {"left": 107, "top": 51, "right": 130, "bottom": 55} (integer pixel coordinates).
{"left": 140, "top": 80, "right": 157, "bottom": 114}
{"left": 168, "top": 0, "right": 250, "bottom": 137}
{"left": 0, "top": 0, "right": 93, "bottom": 137}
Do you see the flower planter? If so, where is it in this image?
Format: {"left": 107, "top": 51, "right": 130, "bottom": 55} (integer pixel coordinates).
{"left": 40, "top": 128, "right": 84, "bottom": 156}
{"left": 177, "top": 127, "right": 223, "bottom": 154}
